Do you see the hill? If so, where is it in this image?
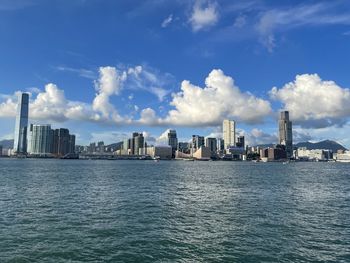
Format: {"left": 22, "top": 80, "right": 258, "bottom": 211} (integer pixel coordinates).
{"left": 0, "top": 139, "right": 14, "bottom": 149}
{"left": 295, "top": 140, "right": 347, "bottom": 152}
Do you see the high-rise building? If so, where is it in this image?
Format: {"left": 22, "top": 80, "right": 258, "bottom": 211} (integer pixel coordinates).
{"left": 89, "top": 142, "right": 96, "bottom": 153}
{"left": 279, "top": 111, "right": 293, "bottom": 158}
{"left": 217, "top": 138, "right": 225, "bottom": 152}
{"left": 191, "top": 135, "right": 205, "bottom": 151}
{"left": 52, "top": 128, "right": 74, "bottom": 157}
{"left": 178, "top": 142, "right": 190, "bottom": 154}
{"left": 132, "top": 132, "right": 144, "bottom": 155}
{"left": 236, "top": 136, "right": 245, "bottom": 148}
{"left": 13, "top": 93, "right": 29, "bottom": 154}
{"left": 205, "top": 137, "right": 217, "bottom": 153}
{"left": 69, "top": 135, "right": 76, "bottom": 154}
{"left": 29, "top": 124, "right": 53, "bottom": 154}
{"left": 167, "top": 130, "right": 178, "bottom": 157}
{"left": 223, "top": 119, "right": 235, "bottom": 149}
{"left": 97, "top": 141, "right": 105, "bottom": 153}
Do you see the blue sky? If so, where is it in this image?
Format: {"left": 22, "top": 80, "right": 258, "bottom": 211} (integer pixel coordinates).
{"left": 1, "top": 0, "right": 350, "bottom": 147}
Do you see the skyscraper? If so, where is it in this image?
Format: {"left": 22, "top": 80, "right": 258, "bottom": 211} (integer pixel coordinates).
{"left": 52, "top": 128, "right": 75, "bottom": 157}
{"left": 205, "top": 137, "right": 217, "bottom": 153}
{"left": 131, "top": 132, "right": 144, "bottom": 155}
{"left": 223, "top": 119, "right": 235, "bottom": 149}
{"left": 236, "top": 136, "right": 245, "bottom": 148}
{"left": 279, "top": 111, "right": 293, "bottom": 158}
{"left": 167, "top": 129, "right": 178, "bottom": 157}
{"left": 13, "top": 93, "right": 29, "bottom": 154}
{"left": 29, "top": 124, "right": 53, "bottom": 155}
{"left": 191, "top": 135, "right": 205, "bottom": 151}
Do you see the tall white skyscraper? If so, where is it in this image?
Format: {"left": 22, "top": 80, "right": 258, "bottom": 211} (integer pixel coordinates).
{"left": 223, "top": 119, "right": 235, "bottom": 149}
{"left": 279, "top": 111, "right": 293, "bottom": 158}
{"left": 13, "top": 93, "right": 29, "bottom": 154}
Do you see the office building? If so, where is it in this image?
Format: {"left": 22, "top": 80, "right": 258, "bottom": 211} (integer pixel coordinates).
{"left": 236, "top": 136, "right": 245, "bottom": 148}
{"left": 97, "top": 141, "right": 105, "bottom": 153}
{"left": 279, "top": 111, "right": 293, "bottom": 158}
{"left": 260, "top": 147, "right": 287, "bottom": 162}
{"left": 178, "top": 142, "right": 190, "bottom": 154}
{"left": 146, "top": 145, "right": 172, "bottom": 159}
{"left": 29, "top": 124, "right": 53, "bottom": 155}
{"left": 223, "top": 119, "right": 235, "bottom": 149}
{"left": 52, "top": 128, "right": 75, "bottom": 157}
{"left": 217, "top": 138, "right": 225, "bottom": 152}
{"left": 191, "top": 135, "right": 204, "bottom": 152}
{"left": 205, "top": 137, "right": 217, "bottom": 153}
{"left": 69, "top": 135, "right": 76, "bottom": 154}
{"left": 13, "top": 93, "right": 29, "bottom": 154}
{"left": 168, "top": 130, "right": 178, "bottom": 157}
{"left": 89, "top": 142, "right": 96, "bottom": 153}
{"left": 131, "top": 132, "right": 144, "bottom": 155}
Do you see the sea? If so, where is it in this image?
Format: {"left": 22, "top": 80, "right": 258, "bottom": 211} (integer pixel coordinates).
{"left": 0, "top": 159, "right": 349, "bottom": 262}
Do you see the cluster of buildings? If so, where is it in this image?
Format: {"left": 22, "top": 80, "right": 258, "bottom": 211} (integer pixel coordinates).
{"left": 9, "top": 93, "right": 76, "bottom": 158}
{"left": 3, "top": 92, "right": 350, "bottom": 162}
{"left": 257, "top": 111, "right": 293, "bottom": 162}
{"left": 78, "top": 120, "right": 247, "bottom": 160}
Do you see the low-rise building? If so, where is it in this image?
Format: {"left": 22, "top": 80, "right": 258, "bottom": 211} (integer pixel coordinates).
{"left": 192, "top": 146, "right": 211, "bottom": 160}
{"left": 296, "top": 147, "right": 333, "bottom": 161}
{"left": 147, "top": 145, "right": 172, "bottom": 160}
{"left": 336, "top": 151, "right": 350, "bottom": 162}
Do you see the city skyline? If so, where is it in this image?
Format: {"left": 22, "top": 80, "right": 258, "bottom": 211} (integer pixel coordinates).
{"left": 1, "top": 1, "right": 350, "bottom": 146}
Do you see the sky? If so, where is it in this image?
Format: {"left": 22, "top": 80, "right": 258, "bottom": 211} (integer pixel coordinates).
{"left": 1, "top": 0, "right": 350, "bottom": 147}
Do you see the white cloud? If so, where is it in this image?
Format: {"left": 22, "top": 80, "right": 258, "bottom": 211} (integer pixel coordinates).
{"left": 161, "top": 14, "right": 173, "bottom": 28}
{"left": 138, "top": 108, "right": 161, "bottom": 126}
{"left": 127, "top": 65, "right": 172, "bottom": 102}
{"left": 149, "top": 87, "right": 169, "bottom": 102}
{"left": 0, "top": 92, "right": 19, "bottom": 118}
{"left": 142, "top": 131, "right": 156, "bottom": 144}
{"left": 164, "top": 69, "right": 272, "bottom": 126}
{"left": 242, "top": 128, "right": 278, "bottom": 146}
{"left": 189, "top": 0, "right": 219, "bottom": 32}
{"left": 156, "top": 129, "right": 170, "bottom": 145}
{"left": 270, "top": 74, "right": 350, "bottom": 128}
{"left": 56, "top": 66, "right": 97, "bottom": 79}
{"left": 256, "top": 2, "right": 350, "bottom": 51}
{"left": 92, "top": 66, "right": 126, "bottom": 122}
{"left": 1, "top": 84, "right": 98, "bottom": 124}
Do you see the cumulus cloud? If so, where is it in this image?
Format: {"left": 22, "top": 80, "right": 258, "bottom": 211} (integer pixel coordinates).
{"left": 155, "top": 129, "right": 171, "bottom": 145}
{"left": 241, "top": 128, "right": 278, "bottom": 146}
{"left": 293, "top": 129, "right": 313, "bottom": 143}
{"left": 1, "top": 67, "right": 272, "bottom": 129}
{"left": 0, "top": 92, "right": 18, "bottom": 118}
{"left": 93, "top": 66, "right": 126, "bottom": 122}
{"left": 270, "top": 74, "right": 350, "bottom": 128}
{"left": 0, "top": 84, "right": 99, "bottom": 123}
{"left": 164, "top": 69, "right": 272, "bottom": 126}
{"left": 189, "top": 0, "right": 219, "bottom": 31}
{"left": 142, "top": 131, "right": 156, "bottom": 144}
{"left": 138, "top": 108, "right": 161, "bottom": 126}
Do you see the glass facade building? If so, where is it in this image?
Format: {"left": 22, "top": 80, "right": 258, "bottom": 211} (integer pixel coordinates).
{"left": 13, "top": 93, "right": 29, "bottom": 154}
